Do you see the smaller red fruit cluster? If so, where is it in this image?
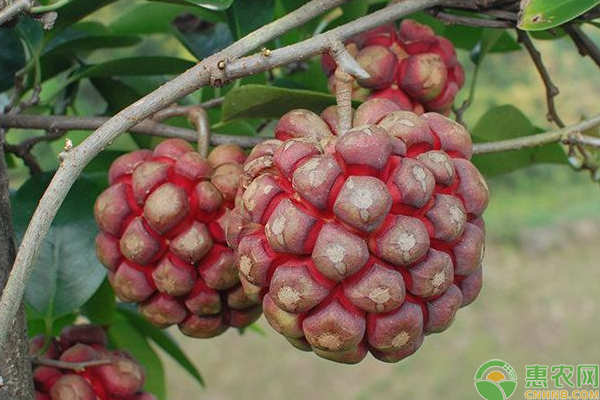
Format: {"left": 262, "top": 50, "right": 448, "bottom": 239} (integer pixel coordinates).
{"left": 94, "top": 140, "right": 261, "bottom": 338}
{"left": 31, "top": 325, "right": 155, "bottom": 400}
{"left": 322, "top": 19, "right": 465, "bottom": 115}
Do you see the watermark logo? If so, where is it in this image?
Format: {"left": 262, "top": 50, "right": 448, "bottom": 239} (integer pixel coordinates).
{"left": 475, "top": 359, "right": 518, "bottom": 400}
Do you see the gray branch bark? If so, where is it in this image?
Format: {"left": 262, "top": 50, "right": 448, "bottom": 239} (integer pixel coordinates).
{"left": 0, "top": 134, "right": 34, "bottom": 400}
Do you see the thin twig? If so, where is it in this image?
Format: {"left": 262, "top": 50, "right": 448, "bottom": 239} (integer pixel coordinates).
{"left": 472, "top": 114, "right": 600, "bottom": 154}
{"left": 188, "top": 107, "right": 210, "bottom": 157}
{"left": 0, "top": 0, "right": 442, "bottom": 347}
{"left": 428, "top": 9, "right": 514, "bottom": 27}
{"left": 517, "top": 30, "right": 565, "bottom": 128}
{"left": 564, "top": 24, "right": 600, "bottom": 68}
{"left": 32, "top": 357, "right": 112, "bottom": 371}
{"left": 0, "top": 114, "right": 264, "bottom": 148}
{"left": 152, "top": 97, "right": 224, "bottom": 122}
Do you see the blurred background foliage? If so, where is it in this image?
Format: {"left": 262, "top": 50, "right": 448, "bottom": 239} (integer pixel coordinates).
{"left": 1, "top": 0, "right": 600, "bottom": 399}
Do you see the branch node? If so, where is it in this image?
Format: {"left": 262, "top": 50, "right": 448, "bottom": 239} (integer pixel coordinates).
{"left": 329, "top": 40, "right": 370, "bottom": 81}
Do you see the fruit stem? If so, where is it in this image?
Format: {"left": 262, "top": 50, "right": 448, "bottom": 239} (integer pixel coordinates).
{"left": 188, "top": 107, "right": 211, "bottom": 158}
{"left": 334, "top": 68, "right": 354, "bottom": 135}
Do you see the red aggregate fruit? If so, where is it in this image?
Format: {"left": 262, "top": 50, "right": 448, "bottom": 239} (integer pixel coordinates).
{"left": 94, "top": 139, "right": 261, "bottom": 338}
{"left": 228, "top": 99, "right": 488, "bottom": 363}
{"left": 322, "top": 19, "right": 464, "bottom": 115}
{"left": 30, "top": 324, "right": 157, "bottom": 400}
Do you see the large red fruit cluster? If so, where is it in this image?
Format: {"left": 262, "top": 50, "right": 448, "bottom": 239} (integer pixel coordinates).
{"left": 322, "top": 19, "right": 465, "bottom": 115}
{"left": 31, "top": 325, "right": 155, "bottom": 400}
{"left": 227, "top": 99, "right": 488, "bottom": 363}
{"left": 94, "top": 139, "right": 261, "bottom": 338}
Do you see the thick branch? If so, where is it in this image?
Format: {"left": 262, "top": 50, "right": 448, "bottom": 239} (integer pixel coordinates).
{"left": 517, "top": 30, "right": 565, "bottom": 128}
{"left": 0, "top": 113, "right": 264, "bottom": 148}
{"left": 0, "top": 0, "right": 33, "bottom": 26}
{"left": 472, "top": 114, "right": 600, "bottom": 154}
{"left": 0, "top": 0, "right": 359, "bottom": 346}
{"left": 224, "top": 0, "right": 441, "bottom": 79}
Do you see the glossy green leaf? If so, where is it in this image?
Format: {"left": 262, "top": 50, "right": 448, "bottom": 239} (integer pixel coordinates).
{"left": 110, "top": 2, "right": 224, "bottom": 35}
{"left": 43, "top": 35, "right": 141, "bottom": 57}
{"left": 222, "top": 84, "right": 337, "bottom": 121}
{"left": 26, "top": 306, "right": 77, "bottom": 337}
{"left": 118, "top": 305, "right": 204, "bottom": 388}
{"left": 12, "top": 174, "right": 106, "bottom": 318}
{"left": 0, "top": 28, "right": 25, "bottom": 92}
{"left": 50, "top": 0, "right": 121, "bottom": 37}
{"left": 173, "top": 22, "right": 233, "bottom": 60}
{"left": 90, "top": 77, "right": 152, "bottom": 149}
{"left": 75, "top": 57, "right": 194, "bottom": 79}
{"left": 519, "top": 0, "right": 600, "bottom": 31}
{"left": 226, "top": 0, "right": 275, "bottom": 39}
{"left": 472, "top": 105, "right": 566, "bottom": 177}
{"left": 81, "top": 279, "right": 116, "bottom": 325}
{"left": 326, "top": 2, "right": 369, "bottom": 30}
{"left": 108, "top": 313, "right": 166, "bottom": 399}
{"left": 146, "top": 0, "right": 233, "bottom": 11}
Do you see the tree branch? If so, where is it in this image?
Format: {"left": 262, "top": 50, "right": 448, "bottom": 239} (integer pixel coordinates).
{"left": 517, "top": 30, "right": 565, "bottom": 128}
{"left": 0, "top": 114, "right": 265, "bottom": 148}
{"left": 427, "top": 9, "right": 514, "bottom": 28}
{"left": 0, "top": 0, "right": 33, "bottom": 26}
{"left": 564, "top": 23, "right": 600, "bottom": 69}
{"left": 329, "top": 40, "right": 370, "bottom": 80}
{"left": 472, "top": 114, "right": 600, "bottom": 154}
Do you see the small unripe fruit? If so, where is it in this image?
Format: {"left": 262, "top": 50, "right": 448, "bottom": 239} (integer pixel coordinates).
{"left": 32, "top": 325, "right": 157, "bottom": 400}
{"left": 94, "top": 140, "right": 260, "bottom": 338}
{"left": 230, "top": 99, "right": 488, "bottom": 363}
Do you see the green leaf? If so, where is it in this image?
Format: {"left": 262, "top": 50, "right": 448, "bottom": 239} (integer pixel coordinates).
{"left": 50, "top": 0, "right": 121, "bottom": 37}
{"left": 109, "top": 2, "right": 224, "bottom": 35}
{"left": 470, "top": 29, "right": 504, "bottom": 65}
{"left": 172, "top": 22, "right": 233, "bottom": 60}
{"left": 472, "top": 105, "right": 566, "bottom": 177}
{"left": 222, "top": 84, "right": 337, "bottom": 121}
{"left": 326, "top": 2, "right": 369, "bottom": 30}
{"left": 108, "top": 313, "right": 166, "bottom": 399}
{"left": 146, "top": 0, "right": 233, "bottom": 11}
{"left": 26, "top": 305, "right": 77, "bottom": 337}
{"left": 0, "top": 28, "right": 25, "bottom": 92}
{"left": 118, "top": 305, "right": 205, "bottom": 388}
{"left": 90, "top": 77, "right": 152, "bottom": 149}
{"left": 518, "top": 0, "right": 600, "bottom": 31}
{"left": 12, "top": 174, "right": 106, "bottom": 319}
{"left": 81, "top": 279, "right": 116, "bottom": 326}
{"left": 226, "top": 0, "right": 275, "bottom": 39}
{"left": 75, "top": 57, "right": 194, "bottom": 79}
{"left": 43, "top": 35, "right": 141, "bottom": 57}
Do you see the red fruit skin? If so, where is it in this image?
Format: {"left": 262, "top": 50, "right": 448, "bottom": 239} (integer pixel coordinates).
{"left": 321, "top": 19, "right": 464, "bottom": 114}
{"left": 94, "top": 140, "right": 260, "bottom": 338}
{"left": 232, "top": 100, "right": 488, "bottom": 364}
{"left": 59, "top": 325, "right": 107, "bottom": 349}
{"left": 32, "top": 325, "right": 158, "bottom": 400}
